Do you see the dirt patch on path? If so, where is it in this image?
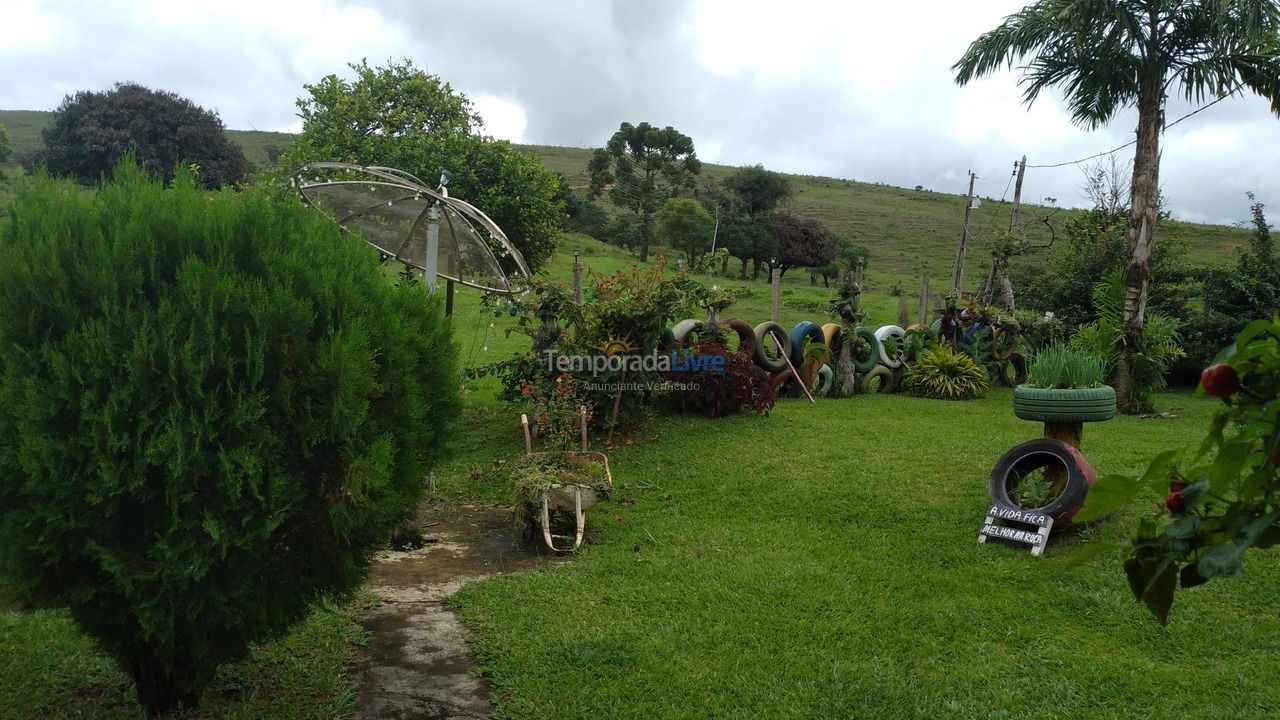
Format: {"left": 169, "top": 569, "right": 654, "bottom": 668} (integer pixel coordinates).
{"left": 355, "top": 504, "right": 555, "bottom": 720}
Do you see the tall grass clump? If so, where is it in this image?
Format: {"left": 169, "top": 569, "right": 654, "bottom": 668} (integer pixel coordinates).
{"left": 1024, "top": 345, "right": 1107, "bottom": 389}
{"left": 0, "top": 162, "right": 458, "bottom": 715}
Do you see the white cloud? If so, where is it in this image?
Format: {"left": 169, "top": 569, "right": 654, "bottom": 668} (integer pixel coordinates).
{"left": 472, "top": 95, "right": 527, "bottom": 143}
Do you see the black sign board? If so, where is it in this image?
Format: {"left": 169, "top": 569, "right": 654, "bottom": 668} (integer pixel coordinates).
{"left": 978, "top": 504, "right": 1053, "bottom": 556}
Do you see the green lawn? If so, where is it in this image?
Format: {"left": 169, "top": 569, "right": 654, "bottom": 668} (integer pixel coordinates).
{"left": 443, "top": 387, "right": 1280, "bottom": 719}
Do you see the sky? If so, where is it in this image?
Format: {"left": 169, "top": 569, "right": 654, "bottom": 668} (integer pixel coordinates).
{"left": 3, "top": 0, "right": 1279, "bottom": 225}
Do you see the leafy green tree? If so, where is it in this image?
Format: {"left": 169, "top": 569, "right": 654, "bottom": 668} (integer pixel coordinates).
{"left": 0, "top": 123, "right": 11, "bottom": 164}
{"left": 656, "top": 197, "right": 715, "bottom": 261}
{"left": 723, "top": 164, "right": 791, "bottom": 218}
{"left": 955, "top": 0, "right": 1280, "bottom": 413}
{"left": 719, "top": 214, "right": 776, "bottom": 279}
{"left": 0, "top": 163, "right": 458, "bottom": 715}
{"left": 38, "top": 83, "right": 250, "bottom": 188}
{"left": 1181, "top": 193, "right": 1280, "bottom": 374}
{"left": 773, "top": 212, "right": 836, "bottom": 278}
{"left": 587, "top": 122, "right": 702, "bottom": 262}
{"left": 281, "top": 59, "right": 563, "bottom": 272}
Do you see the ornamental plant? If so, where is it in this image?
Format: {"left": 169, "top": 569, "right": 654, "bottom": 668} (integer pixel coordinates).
{"left": 667, "top": 340, "right": 776, "bottom": 418}
{"left": 901, "top": 343, "right": 989, "bottom": 400}
{"left": 0, "top": 164, "right": 458, "bottom": 714}
{"left": 1078, "top": 317, "right": 1280, "bottom": 623}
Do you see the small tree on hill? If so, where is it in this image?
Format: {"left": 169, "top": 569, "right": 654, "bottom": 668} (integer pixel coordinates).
{"left": 39, "top": 83, "right": 250, "bottom": 188}
{"left": 0, "top": 162, "right": 458, "bottom": 715}
{"left": 723, "top": 164, "right": 791, "bottom": 218}
{"left": 656, "top": 197, "right": 715, "bottom": 261}
{"left": 282, "top": 59, "right": 563, "bottom": 272}
{"left": 587, "top": 122, "right": 702, "bottom": 262}
{"left": 773, "top": 212, "right": 836, "bottom": 278}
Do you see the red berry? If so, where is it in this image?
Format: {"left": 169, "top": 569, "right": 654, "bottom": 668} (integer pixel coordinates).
{"left": 1165, "top": 491, "right": 1186, "bottom": 514}
{"left": 1169, "top": 480, "right": 1189, "bottom": 493}
{"left": 1200, "top": 364, "right": 1240, "bottom": 397}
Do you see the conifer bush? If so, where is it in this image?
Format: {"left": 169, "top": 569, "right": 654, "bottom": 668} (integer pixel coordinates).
{"left": 0, "top": 163, "right": 458, "bottom": 715}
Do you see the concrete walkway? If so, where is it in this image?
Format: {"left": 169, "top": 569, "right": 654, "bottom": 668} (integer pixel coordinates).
{"left": 355, "top": 504, "right": 553, "bottom": 720}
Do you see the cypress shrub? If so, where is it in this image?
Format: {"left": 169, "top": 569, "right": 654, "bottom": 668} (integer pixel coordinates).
{"left": 0, "top": 163, "right": 458, "bottom": 715}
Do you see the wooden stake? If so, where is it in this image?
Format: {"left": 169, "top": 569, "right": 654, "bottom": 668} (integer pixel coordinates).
{"left": 772, "top": 332, "right": 816, "bottom": 404}
{"left": 606, "top": 369, "right": 627, "bottom": 444}
{"left": 580, "top": 406, "right": 589, "bottom": 452}
{"left": 520, "top": 413, "right": 532, "bottom": 455}
{"left": 918, "top": 275, "right": 930, "bottom": 325}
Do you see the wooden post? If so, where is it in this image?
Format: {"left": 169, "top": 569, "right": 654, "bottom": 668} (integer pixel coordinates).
{"left": 520, "top": 413, "right": 532, "bottom": 455}
{"left": 580, "top": 406, "right": 589, "bottom": 451}
{"left": 1043, "top": 420, "right": 1082, "bottom": 496}
{"left": 853, "top": 263, "right": 864, "bottom": 288}
{"left": 951, "top": 170, "right": 977, "bottom": 293}
{"left": 918, "top": 275, "right": 930, "bottom": 325}
{"left": 445, "top": 280, "right": 455, "bottom": 317}
{"left": 897, "top": 296, "right": 909, "bottom": 327}
{"left": 771, "top": 266, "right": 781, "bottom": 323}
{"left": 572, "top": 250, "right": 584, "bottom": 306}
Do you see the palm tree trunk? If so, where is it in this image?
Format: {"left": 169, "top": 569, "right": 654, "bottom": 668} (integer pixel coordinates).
{"left": 1115, "top": 74, "right": 1163, "bottom": 414}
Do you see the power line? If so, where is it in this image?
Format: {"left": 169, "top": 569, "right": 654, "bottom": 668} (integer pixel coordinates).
{"left": 1024, "top": 85, "right": 1244, "bottom": 169}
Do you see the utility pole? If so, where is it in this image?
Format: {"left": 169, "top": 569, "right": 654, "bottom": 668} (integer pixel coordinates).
{"left": 1009, "top": 156, "right": 1026, "bottom": 230}
{"left": 951, "top": 170, "right": 977, "bottom": 293}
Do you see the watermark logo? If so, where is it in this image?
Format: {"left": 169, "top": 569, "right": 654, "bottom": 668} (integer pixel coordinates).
{"left": 591, "top": 332, "right": 639, "bottom": 357}
{"left": 543, "top": 333, "right": 727, "bottom": 376}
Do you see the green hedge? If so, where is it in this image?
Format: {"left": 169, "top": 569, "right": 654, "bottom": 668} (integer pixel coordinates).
{"left": 0, "top": 163, "right": 458, "bottom": 714}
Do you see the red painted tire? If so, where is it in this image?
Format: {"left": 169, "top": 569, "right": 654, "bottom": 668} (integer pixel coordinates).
{"left": 724, "top": 318, "right": 756, "bottom": 358}
{"left": 988, "top": 438, "right": 1096, "bottom": 525}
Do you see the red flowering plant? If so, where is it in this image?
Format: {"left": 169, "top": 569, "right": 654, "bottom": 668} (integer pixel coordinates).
{"left": 1077, "top": 317, "right": 1280, "bottom": 623}
{"left": 477, "top": 257, "right": 704, "bottom": 431}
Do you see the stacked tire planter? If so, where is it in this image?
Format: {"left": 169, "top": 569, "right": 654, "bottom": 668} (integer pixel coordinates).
{"left": 664, "top": 317, "right": 909, "bottom": 396}
{"left": 993, "top": 384, "right": 1116, "bottom": 529}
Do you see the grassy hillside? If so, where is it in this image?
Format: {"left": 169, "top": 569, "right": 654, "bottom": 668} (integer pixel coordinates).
{"left": 2, "top": 109, "right": 1250, "bottom": 283}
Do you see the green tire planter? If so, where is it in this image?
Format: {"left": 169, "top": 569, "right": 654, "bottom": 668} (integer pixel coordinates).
{"left": 1013, "top": 385, "right": 1117, "bottom": 423}
{"left": 859, "top": 364, "right": 894, "bottom": 393}
{"left": 853, "top": 327, "right": 881, "bottom": 374}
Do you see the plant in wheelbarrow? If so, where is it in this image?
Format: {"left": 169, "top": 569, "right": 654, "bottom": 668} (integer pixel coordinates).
{"left": 513, "top": 374, "right": 612, "bottom": 552}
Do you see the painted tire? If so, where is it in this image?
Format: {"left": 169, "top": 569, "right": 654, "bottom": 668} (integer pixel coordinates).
{"left": 753, "top": 321, "right": 792, "bottom": 372}
{"left": 821, "top": 323, "right": 844, "bottom": 355}
{"left": 671, "top": 318, "right": 704, "bottom": 345}
{"left": 853, "top": 327, "right": 881, "bottom": 374}
{"left": 659, "top": 327, "right": 676, "bottom": 350}
{"left": 995, "top": 353, "right": 1028, "bottom": 388}
{"left": 874, "top": 325, "right": 906, "bottom": 369}
{"left": 988, "top": 438, "right": 1097, "bottom": 524}
{"left": 768, "top": 366, "right": 799, "bottom": 391}
{"left": 815, "top": 364, "right": 834, "bottom": 395}
{"left": 990, "top": 326, "right": 1017, "bottom": 361}
{"left": 790, "top": 321, "right": 826, "bottom": 367}
{"left": 1013, "top": 385, "right": 1116, "bottom": 423}
{"left": 724, "top": 318, "right": 756, "bottom": 358}
{"left": 859, "top": 364, "right": 894, "bottom": 393}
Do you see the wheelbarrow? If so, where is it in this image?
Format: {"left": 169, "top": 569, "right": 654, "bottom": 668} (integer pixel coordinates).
{"left": 520, "top": 412, "right": 612, "bottom": 553}
{"left": 529, "top": 450, "right": 612, "bottom": 552}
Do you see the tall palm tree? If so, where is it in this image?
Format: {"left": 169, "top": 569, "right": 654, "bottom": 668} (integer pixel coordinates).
{"left": 954, "top": 0, "right": 1280, "bottom": 412}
